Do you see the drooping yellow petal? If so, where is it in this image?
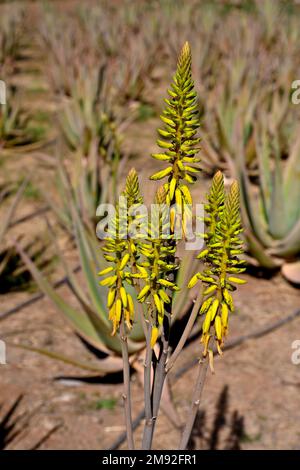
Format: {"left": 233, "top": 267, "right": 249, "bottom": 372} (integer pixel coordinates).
{"left": 151, "top": 327, "right": 159, "bottom": 348}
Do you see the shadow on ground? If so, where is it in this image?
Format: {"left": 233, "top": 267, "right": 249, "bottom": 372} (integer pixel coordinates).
{"left": 187, "top": 385, "right": 246, "bottom": 450}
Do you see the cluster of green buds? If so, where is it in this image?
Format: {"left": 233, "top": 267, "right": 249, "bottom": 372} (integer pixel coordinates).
{"left": 150, "top": 41, "right": 201, "bottom": 234}
{"left": 136, "top": 187, "right": 179, "bottom": 347}
{"left": 188, "top": 171, "right": 246, "bottom": 361}
{"left": 99, "top": 168, "right": 145, "bottom": 335}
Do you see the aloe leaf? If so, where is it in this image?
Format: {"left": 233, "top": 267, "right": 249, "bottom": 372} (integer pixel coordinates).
{"left": 72, "top": 207, "right": 108, "bottom": 318}
{"left": 45, "top": 218, "right": 90, "bottom": 305}
{"left": 16, "top": 222, "right": 143, "bottom": 356}
{"left": 269, "top": 143, "right": 286, "bottom": 239}
{"left": 237, "top": 154, "right": 271, "bottom": 247}
{"left": 198, "top": 130, "right": 222, "bottom": 166}
{"left": 255, "top": 123, "right": 271, "bottom": 220}
{"left": 0, "top": 177, "right": 28, "bottom": 244}
{"left": 7, "top": 341, "right": 124, "bottom": 375}
{"left": 13, "top": 239, "right": 115, "bottom": 353}
{"left": 79, "top": 168, "right": 94, "bottom": 220}
{"left": 244, "top": 229, "right": 281, "bottom": 269}
{"left": 269, "top": 217, "right": 300, "bottom": 258}
{"left": 38, "top": 185, "right": 70, "bottom": 230}
{"left": 89, "top": 139, "right": 99, "bottom": 205}
{"left": 215, "top": 106, "right": 233, "bottom": 155}
{"left": 283, "top": 129, "right": 300, "bottom": 231}
{"left": 59, "top": 104, "right": 79, "bottom": 150}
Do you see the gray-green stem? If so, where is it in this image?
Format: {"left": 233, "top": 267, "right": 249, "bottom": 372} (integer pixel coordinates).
{"left": 142, "top": 310, "right": 171, "bottom": 449}
{"left": 141, "top": 320, "right": 154, "bottom": 449}
{"left": 120, "top": 319, "right": 135, "bottom": 450}
{"left": 179, "top": 355, "right": 209, "bottom": 450}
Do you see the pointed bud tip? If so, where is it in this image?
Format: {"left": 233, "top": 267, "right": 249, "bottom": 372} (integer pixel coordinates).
{"left": 230, "top": 180, "right": 239, "bottom": 194}
{"left": 155, "top": 186, "right": 167, "bottom": 205}
{"left": 213, "top": 170, "right": 224, "bottom": 184}
{"left": 182, "top": 41, "right": 190, "bottom": 54}
{"left": 178, "top": 41, "right": 191, "bottom": 66}
{"left": 128, "top": 167, "right": 137, "bottom": 177}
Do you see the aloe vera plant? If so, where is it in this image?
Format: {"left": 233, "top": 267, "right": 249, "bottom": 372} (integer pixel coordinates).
{"left": 77, "top": 2, "right": 162, "bottom": 104}
{"left": 0, "top": 4, "right": 24, "bottom": 76}
{"left": 57, "top": 68, "right": 127, "bottom": 208}
{"left": 0, "top": 177, "right": 56, "bottom": 293}
{"left": 237, "top": 123, "right": 300, "bottom": 283}
{"left": 0, "top": 180, "right": 26, "bottom": 254}
{"left": 38, "top": 7, "right": 100, "bottom": 97}
{"left": 34, "top": 62, "right": 127, "bottom": 231}
{"left": 0, "top": 87, "right": 46, "bottom": 153}
{"left": 42, "top": 115, "right": 124, "bottom": 236}
{"left": 188, "top": 0, "right": 300, "bottom": 176}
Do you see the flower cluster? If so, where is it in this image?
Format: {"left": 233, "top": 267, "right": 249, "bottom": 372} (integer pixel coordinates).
{"left": 189, "top": 171, "right": 246, "bottom": 359}
{"left": 136, "top": 187, "right": 179, "bottom": 346}
{"left": 150, "top": 42, "right": 201, "bottom": 233}
{"left": 99, "top": 168, "right": 144, "bottom": 335}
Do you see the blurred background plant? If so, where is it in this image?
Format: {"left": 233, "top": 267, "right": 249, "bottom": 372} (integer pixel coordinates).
{"left": 237, "top": 122, "right": 300, "bottom": 284}
{"left": 0, "top": 4, "right": 25, "bottom": 77}
{"left": 0, "top": 179, "right": 54, "bottom": 294}
{"left": 0, "top": 85, "right": 48, "bottom": 154}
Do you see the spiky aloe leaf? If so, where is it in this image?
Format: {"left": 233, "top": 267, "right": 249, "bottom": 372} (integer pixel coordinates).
{"left": 269, "top": 217, "right": 300, "bottom": 258}
{"left": 283, "top": 129, "right": 300, "bottom": 232}
{"left": 0, "top": 178, "right": 28, "bottom": 245}
{"left": 8, "top": 342, "right": 123, "bottom": 375}
{"left": 268, "top": 143, "right": 286, "bottom": 239}
{"left": 255, "top": 123, "right": 272, "bottom": 220}
{"left": 237, "top": 152, "right": 272, "bottom": 248}
{"left": 72, "top": 207, "right": 110, "bottom": 325}
{"left": 245, "top": 229, "right": 282, "bottom": 269}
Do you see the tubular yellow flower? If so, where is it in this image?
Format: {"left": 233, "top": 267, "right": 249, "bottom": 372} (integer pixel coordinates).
{"left": 136, "top": 187, "right": 179, "bottom": 340}
{"left": 215, "top": 315, "right": 222, "bottom": 341}
{"left": 151, "top": 327, "right": 159, "bottom": 348}
{"left": 137, "top": 284, "right": 151, "bottom": 301}
{"left": 189, "top": 172, "right": 246, "bottom": 364}
{"left": 99, "top": 168, "right": 144, "bottom": 335}
{"left": 150, "top": 41, "right": 201, "bottom": 235}
{"left": 107, "top": 288, "right": 116, "bottom": 308}
{"left": 127, "top": 294, "right": 134, "bottom": 319}
{"left": 120, "top": 286, "right": 128, "bottom": 308}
